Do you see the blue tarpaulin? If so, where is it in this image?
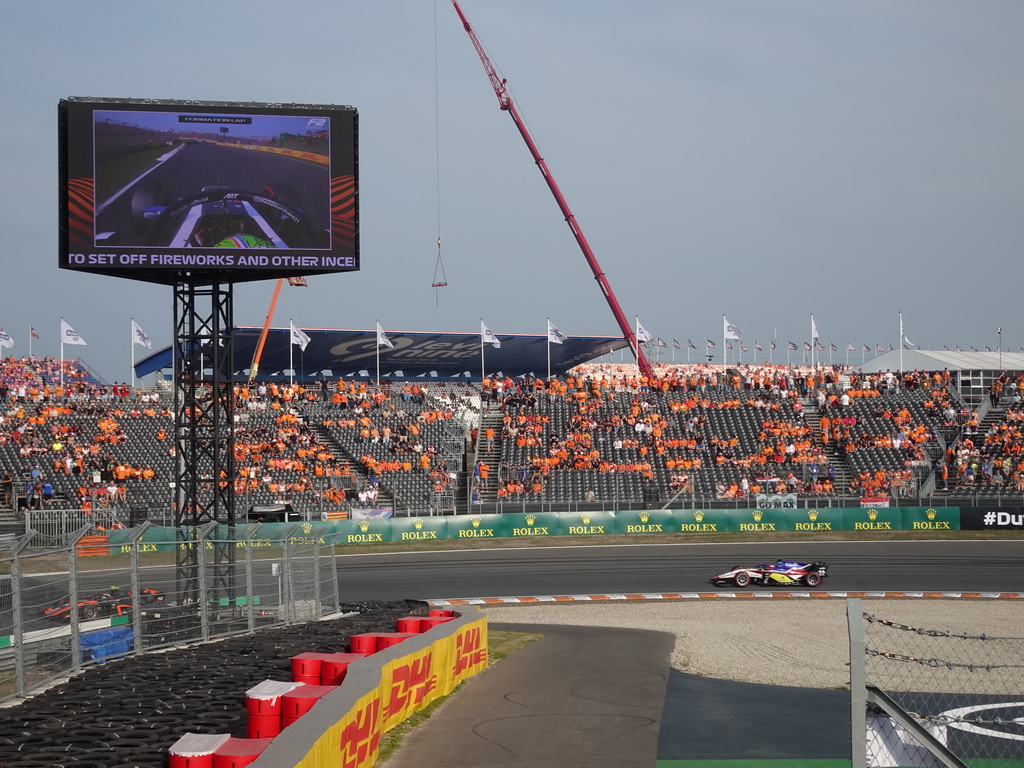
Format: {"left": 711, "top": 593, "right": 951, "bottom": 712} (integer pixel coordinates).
{"left": 79, "top": 626, "right": 133, "bottom": 663}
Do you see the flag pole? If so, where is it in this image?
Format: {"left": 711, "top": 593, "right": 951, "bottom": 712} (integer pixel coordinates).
{"left": 130, "top": 318, "right": 135, "bottom": 389}
{"left": 375, "top": 319, "right": 381, "bottom": 386}
{"left": 634, "top": 316, "right": 640, "bottom": 370}
{"left": 810, "top": 313, "right": 815, "bottom": 370}
{"left": 546, "top": 318, "right": 551, "bottom": 381}
{"left": 480, "top": 318, "right": 485, "bottom": 383}
{"left": 28, "top": 326, "right": 32, "bottom": 360}
{"left": 722, "top": 314, "right": 726, "bottom": 368}
{"left": 289, "top": 319, "right": 294, "bottom": 387}
{"left": 59, "top": 317, "right": 65, "bottom": 389}
{"left": 898, "top": 311, "right": 904, "bottom": 375}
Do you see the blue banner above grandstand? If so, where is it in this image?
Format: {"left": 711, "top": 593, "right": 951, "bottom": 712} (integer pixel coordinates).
{"left": 133, "top": 327, "right": 627, "bottom": 380}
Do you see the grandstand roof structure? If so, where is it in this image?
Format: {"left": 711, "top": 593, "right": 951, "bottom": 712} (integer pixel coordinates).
{"left": 133, "top": 327, "right": 628, "bottom": 381}
{"left": 849, "top": 349, "right": 1024, "bottom": 374}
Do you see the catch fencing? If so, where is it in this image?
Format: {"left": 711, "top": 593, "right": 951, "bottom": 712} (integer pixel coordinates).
{"left": 848, "top": 598, "right": 1024, "bottom": 768}
{"left": 0, "top": 524, "right": 344, "bottom": 704}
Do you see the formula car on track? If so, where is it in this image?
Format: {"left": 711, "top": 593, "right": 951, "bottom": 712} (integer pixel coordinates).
{"left": 710, "top": 560, "right": 829, "bottom": 588}
{"left": 43, "top": 587, "right": 166, "bottom": 622}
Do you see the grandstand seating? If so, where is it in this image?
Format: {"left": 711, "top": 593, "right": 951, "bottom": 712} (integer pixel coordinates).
{"left": 1, "top": 358, "right": 1022, "bottom": 528}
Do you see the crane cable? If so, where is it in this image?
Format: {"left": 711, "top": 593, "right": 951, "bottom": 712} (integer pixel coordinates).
{"left": 431, "top": 0, "right": 448, "bottom": 301}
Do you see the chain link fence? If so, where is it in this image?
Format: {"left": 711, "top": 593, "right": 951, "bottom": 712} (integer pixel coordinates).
{"left": 0, "top": 524, "right": 344, "bottom": 704}
{"left": 849, "top": 598, "right": 1024, "bottom": 767}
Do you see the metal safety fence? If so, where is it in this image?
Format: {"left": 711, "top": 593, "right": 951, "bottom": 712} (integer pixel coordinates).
{"left": 848, "top": 598, "right": 1024, "bottom": 768}
{"left": 0, "top": 524, "right": 344, "bottom": 705}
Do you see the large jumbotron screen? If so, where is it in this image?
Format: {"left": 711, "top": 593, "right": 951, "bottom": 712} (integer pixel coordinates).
{"left": 59, "top": 98, "right": 358, "bottom": 284}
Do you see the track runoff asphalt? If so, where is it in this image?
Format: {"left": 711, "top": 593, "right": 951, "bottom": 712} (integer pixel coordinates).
{"left": 375, "top": 546, "right": 1022, "bottom": 768}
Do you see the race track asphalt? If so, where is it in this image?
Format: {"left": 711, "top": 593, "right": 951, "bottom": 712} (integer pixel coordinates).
{"left": 378, "top": 623, "right": 852, "bottom": 768}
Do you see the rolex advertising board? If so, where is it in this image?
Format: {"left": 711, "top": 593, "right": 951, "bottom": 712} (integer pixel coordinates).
{"left": 901, "top": 507, "right": 959, "bottom": 531}
{"left": 390, "top": 516, "right": 449, "bottom": 543}
{"left": 844, "top": 507, "right": 902, "bottom": 532}
{"left": 336, "top": 518, "right": 393, "bottom": 545}
{"left": 792, "top": 508, "right": 845, "bottom": 533}
{"left": 733, "top": 508, "right": 792, "bottom": 533}
{"left": 447, "top": 514, "right": 506, "bottom": 541}
{"left": 558, "top": 510, "right": 616, "bottom": 536}
{"left": 614, "top": 509, "right": 676, "bottom": 535}
{"left": 673, "top": 509, "right": 731, "bottom": 533}
{"left": 503, "top": 513, "right": 558, "bottom": 538}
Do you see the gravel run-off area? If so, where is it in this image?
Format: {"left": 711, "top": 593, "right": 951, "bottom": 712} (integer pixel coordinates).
{"left": 480, "top": 600, "right": 1024, "bottom": 691}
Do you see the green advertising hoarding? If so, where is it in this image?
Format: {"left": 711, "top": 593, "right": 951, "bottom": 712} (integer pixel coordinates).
{"left": 843, "top": 507, "right": 903, "bottom": 532}
{"left": 732, "top": 508, "right": 792, "bottom": 533}
{"left": 557, "top": 510, "right": 616, "bottom": 536}
{"left": 390, "top": 515, "right": 449, "bottom": 543}
{"left": 87, "top": 505, "right": 969, "bottom": 557}
{"left": 791, "top": 508, "right": 845, "bottom": 533}
{"left": 902, "top": 507, "right": 959, "bottom": 531}
{"left": 502, "top": 513, "right": 559, "bottom": 538}
{"left": 614, "top": 509, "right": 677, "bottom": 535}
{"left": 672, "top": 509, "right": 732, "bottom": 533}
{"left": 336, "top": 518, "right": 393, "bottom": 545}
{"left": 447, "top": 514, "right": 507, "bottom": 541}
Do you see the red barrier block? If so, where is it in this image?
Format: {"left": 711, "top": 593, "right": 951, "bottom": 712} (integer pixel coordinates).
{"left": 396, "top": 616, "right": 427, "bottom": 634}
{"left": 212, "top": 736, "right": 274, "bottom": 768}
{"left": 246, "top": 713, "right": 281, "bottom": 740}
{"left": 349, "top": 633, "right": 384, "bottom": 654}
{"left": 281, "top": 684, "right": 337, "bottom": 728}
{"left": 319, "top": 652, "right": 370, "bottom": 685}
{"left": 375, "top": 632, "right": 417, "bottom": 650}
{"left": 290, "top": 652, "right": 327, "bottom": 684}
{"left": 168, "top": 733, "right": 230, "bottom": 768}
{"left": 245, "top": 680, "right": 302, "bottom": 717}
{"left": 429, "top": 609, "right": 456, "bottom": 617}
{"left": 421, "top": 616, "right": 455, "bottom": 630}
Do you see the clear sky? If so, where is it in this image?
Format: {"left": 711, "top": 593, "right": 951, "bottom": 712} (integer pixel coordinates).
{"left": 1, "top": 0, "right": 1021, "bottom": 382}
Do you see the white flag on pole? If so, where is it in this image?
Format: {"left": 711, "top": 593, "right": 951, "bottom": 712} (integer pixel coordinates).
{"left": 723, "top": 317, "right": 742, "bottom": 340}
{"left": 131, "top": 320, "right": 152, "bottom": 349}
{"left": 61, "top": 319, "right": 87, "bottom": 346}
{"left": 811, "top": 315, "right": 820, "bottom": 341}
{"left": 376, "top": 322, "right": 394, "bottom": 349}
{"left": 290, "top": 321, "right": 311, "bottom": 352}
{"left": 900, "top": 316, "right": 914, "bottom": 348}
{"left": 481, "top": 321, "right": 501, "bottom": 349}
{"left": 547, "top": 319, "right": 566, "bottom": 345}
{"left": 0, "top": 329, "right": 13, "bottom": 349}
{"left": 636, "top": 322, "right": 652, "bottom": 346}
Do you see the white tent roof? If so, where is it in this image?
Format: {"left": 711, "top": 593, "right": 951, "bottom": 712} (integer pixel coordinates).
{"left": 846, "top": 349, "right": 1024, "bottom": 374}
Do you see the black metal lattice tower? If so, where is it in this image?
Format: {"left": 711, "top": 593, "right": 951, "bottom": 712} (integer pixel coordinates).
{"left": 173, "top": 279, "right": 236, "bottom": 605}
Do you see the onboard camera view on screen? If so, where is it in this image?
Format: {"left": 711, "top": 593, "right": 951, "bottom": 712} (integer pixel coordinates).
{"left": 92, "top": 109, "right": 332, "bottom": 252}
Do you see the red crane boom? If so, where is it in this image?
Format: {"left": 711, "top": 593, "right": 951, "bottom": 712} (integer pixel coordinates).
{"left": 451, "top": 0, "right": 655, "bottom": 381}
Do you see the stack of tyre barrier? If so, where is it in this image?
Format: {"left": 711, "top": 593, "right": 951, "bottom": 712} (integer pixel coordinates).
{"left": 165, "top": 608, "right": 457, "bottom": 765}
{"left": 0, "top": 600, "right": 426, "bottom": 768}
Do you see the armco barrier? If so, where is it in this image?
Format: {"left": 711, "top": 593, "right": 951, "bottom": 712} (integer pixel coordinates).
{"left": 249, "top": 611, "right": 488, "bottom": 768}
{"left": 99, "top": 508, "right": 968, "bottom": 555}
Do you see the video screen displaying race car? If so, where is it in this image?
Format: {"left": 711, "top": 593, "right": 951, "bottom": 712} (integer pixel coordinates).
{"left": 91, "top": 110, "right": 332, "bottom": 249}
{"left": 43, "top": 587, "right": 165, "bottom": 622}
{"left": 58, "top": 98, "right": 359, "bottom": 284}
{"left": 710, "top": 560, "right": 829, "bottom": 588}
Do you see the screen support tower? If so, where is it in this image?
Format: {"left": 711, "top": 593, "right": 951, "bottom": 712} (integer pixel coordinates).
{"left": 173, "top": 279, "right": 236, "bottom": 607}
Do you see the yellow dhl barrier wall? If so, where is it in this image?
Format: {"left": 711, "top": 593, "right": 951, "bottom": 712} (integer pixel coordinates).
{"left": 251, "top": 612, "right": 488, "bottom": 768}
